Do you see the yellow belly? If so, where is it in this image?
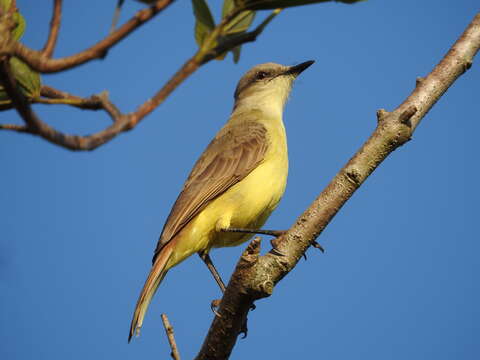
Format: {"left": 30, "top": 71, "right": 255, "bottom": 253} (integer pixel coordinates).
{"left": 165, "top": 123, "right": 288, "bottom": 270}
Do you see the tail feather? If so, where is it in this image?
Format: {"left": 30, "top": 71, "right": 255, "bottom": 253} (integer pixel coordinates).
{"left": 128, "top": 243, "right": 174, "bottom": 342}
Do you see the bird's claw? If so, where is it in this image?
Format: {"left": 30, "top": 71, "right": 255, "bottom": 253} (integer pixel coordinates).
{"left": 303, "top": 241, "right": 325, "bottom": 260}
{"left": 240, "top": 317, "right": 249, "bottom": 338}
{"left": 210, "top": 299, "right": 222, "bottom": 317}
{"left": 312, "top": 241, "right": 325, "bottom": 253}
{"left": 270, "top": 238, "right": 286, "bottom": 256}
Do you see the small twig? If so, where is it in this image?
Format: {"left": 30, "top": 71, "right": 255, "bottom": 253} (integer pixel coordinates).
{"left": 98, "top": 91, "right": 123, "bottom": 121}
{"left": 201, "top": 9, "right": 282, "bottom": 64}
{"left": 195, "top": 12, "right": 480, "bottom": 360}
{"left": 35, "top": 85, "right": 104, "bottom": 110}
{"left": 9, "top": 0, "right": 175, "bottom": 73}
{"left": 1, "top": 3, "right": 278, "bottom": 150}
{"left": 110, "top": 0, "right": 125, "bottom": 34}
{"left": 161, "top": 314, "right": 181, "bottom": 360}
{"left": 128, "top": 57, "right": 199, "bottom": 128}
{"left": 0, "top": 58, "right": 43, "bottom": 131}
{"left": 42, "top": 0, "right": 62, "bottom": 57}
{"left": 0, "top": 123, "right": 31, "bottom": 133}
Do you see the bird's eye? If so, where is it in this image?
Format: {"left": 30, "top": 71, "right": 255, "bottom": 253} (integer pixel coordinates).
{"left": 256, "top": 71, "right": 269, "bottom": 80}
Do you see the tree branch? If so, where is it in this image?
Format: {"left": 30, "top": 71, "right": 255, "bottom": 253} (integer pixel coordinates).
{"left": 0, "top": 123, "right": 31, "bottom": 133}
{"left": 200, "top": 9, "right": 282, "bottom": 64}
{"left": 195, "top": 12, "right": 480, "bottom": 360}
{"left": 0, "top": 9, "right": 280, "bottom": 150}
{"left": 7, "top": 0, "right": 175, "bottom": 73}
{"left": 161, "top": 314, "right": 181, "bottom": 360}
{"left": 128, "top": 57, "right": 200, "bottom": 129}
{"left": 42, "top": 0, "right": 62, "bottom": 57}
{"left": 0, "top": 59, "right": 126, "bottom": 150}
{"left": 36, "top": 85, "right": 104, "bottom": 110}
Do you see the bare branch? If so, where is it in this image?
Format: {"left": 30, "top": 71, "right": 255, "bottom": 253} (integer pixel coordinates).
{"left": 0, "top": 60, "right": 127, "bottom": 150}
{"left": 0, "top": 58, "right": 44, "bottom": 131}
{"left": 0, "top": 123, "right": 31, "bottom": 133}
{"left": 0, "top": 5, "right": 279, "bottom": 150}
{"left": 110, "top": 0, "right": 125, "bottom": 34}
{"left": 42, "top": 0, "right": 62, "bottom": 57}
{"left": 9, "top": 0, "right": 175, "bottom": 73}
{"left": 161, "top": 314, "right": 181, "bottom": 360}
{"left": 36, "top": 85, "right": 104, "bottom": 110}
{"left": 195, "top": 12, "right": 480, "bottom": 360}
{"left": 128, "top": 57, "right": 200, "bottom": 128}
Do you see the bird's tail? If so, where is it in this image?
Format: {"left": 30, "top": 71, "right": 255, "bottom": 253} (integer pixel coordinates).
{"left": 128, "top": 242, "right": 174, "bottom": 342}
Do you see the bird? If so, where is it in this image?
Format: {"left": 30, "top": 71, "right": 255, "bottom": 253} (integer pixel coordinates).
{"left": 128, "top": 60, "right": 314, "bottom": 342}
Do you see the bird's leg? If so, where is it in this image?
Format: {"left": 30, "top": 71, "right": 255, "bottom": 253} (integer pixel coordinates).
{"left": 198, "top": 251, "right": 226, "bottom": 316}
{"left": 222, "top": 227, "right": 286, "bottom": 237}
{"left": 198, "top": 251, "right": 226, "bottom": 293}
{"left": 222, "top": 228, "right": 325, "bottom": 257}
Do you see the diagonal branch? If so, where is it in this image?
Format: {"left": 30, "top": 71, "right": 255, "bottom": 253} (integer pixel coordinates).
{"left": 161, "top": 314, "right": 181, "bottom": 360}
{"left": 42, "top": 0, "right": 62, "bottom": 57}
{"left": 200, "top": 9, "right": 282, "bottom": 64}
{"left": 35, "top": 85, "right": 104, "bottom": 110}
{"left": 195, "top": 12, "right": 480, "bottom": 360}
{"left": 0, "top": 123, "right": 31, "bottom": 133}
{"left": 0, "top": 59, "right": 126, "bottom": 150}
{"left": 8, "top": 0, "right": 175, "bottom": 73}
{"left": 0, "top": 10, "right": 280, "bottom": 150}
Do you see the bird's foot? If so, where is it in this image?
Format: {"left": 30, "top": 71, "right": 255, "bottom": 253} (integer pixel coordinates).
{"left": 239, "top": 303, "right": 256, "bottom": 339}
{"left": 312, "top": 241, "right": 325, "bottom": 253}
{"left": 240, "top": 318, "right": 249, "bottom": 339}
{"left": 270, "top": 238, "right": 287, "bottom": 256}
{"left": 222, "top": 228, "right": 286, "bottom": 238}
{"left": 211, "top": 299, "right": 222, "bottom": 317}
{"left": 303, "top": 241, "right": 325, "bottom": 260}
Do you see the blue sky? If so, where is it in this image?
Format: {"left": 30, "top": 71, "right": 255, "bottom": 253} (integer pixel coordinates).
{"left": 1, "top": 1, "right": 479, "bottom": 359}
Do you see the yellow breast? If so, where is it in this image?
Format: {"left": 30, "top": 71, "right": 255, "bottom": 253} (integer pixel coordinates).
{"left": 166, "top": 118, "right": 288, "bottom": 268}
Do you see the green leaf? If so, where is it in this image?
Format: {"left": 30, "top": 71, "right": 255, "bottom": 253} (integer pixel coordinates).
{"left": 235, "top": 0, "right": 366, "bottom": 10}
{"left": 232, "top": 46, "right": 242, "bottom": 63}
{"left": 221, "top": 0, "right": 255, "bottom": 63}
{"left": 192, "top": 0, "right": 216, "bottom": 47}
{"left": 222, "top": 0, "right": 235, "bottom": 18}
{"left": 0, "top": 0, "right": 26, "bottom": 40}
{"left": 11, "top": 57, "right": 41, "bottom": 98}
{"left": 225, "top": 10, "right": 255, "bottom": 34}
{"left": 11, "top": 11, "right": 25, "bottom": 41}
{"left": 0, "top": 57, "right": 42, "bottom": 109}
{"left": 223, "top": 0, "right": 255, "bottom": 34}
{"left": 0, "top": 0, "right": 12, "bottom": 10}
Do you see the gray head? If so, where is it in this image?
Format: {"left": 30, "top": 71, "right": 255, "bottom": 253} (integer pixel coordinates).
{"left": 233, "top": 61, "right": 314, "bottom": 109}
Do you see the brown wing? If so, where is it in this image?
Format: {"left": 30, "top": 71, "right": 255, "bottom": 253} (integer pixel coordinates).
{"left": 152, "top": 119, "right": 268, "bottom": 262}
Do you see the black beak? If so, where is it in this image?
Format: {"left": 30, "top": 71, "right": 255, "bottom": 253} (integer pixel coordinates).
{"left": 285, "top": 60, "right": 315, "bottom": 76}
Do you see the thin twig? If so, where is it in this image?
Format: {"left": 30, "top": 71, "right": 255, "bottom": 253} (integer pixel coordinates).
{"left": 201, "top": 9, "right": 282, "bottom": 64}
{"left": 1, "top": 6, "right": 279, "bottom": 150}
{"left": 36, "top": 85, "right": 104, "bottom": 110}
{"left": 128, "top": 57, "right": 200, "bottom": 127}
{"left": 110, "top": 0, "right": 125, "bottom": 34}
{"left": 0, "top": 59, "right": 43, "bottom": 131}
{"left": 0, "top": 123, "right": 31, "bottom": 133}
{"left": 161, "top": 314, "right": 181, "bottom": 360}
{"left": 42, "top": 0, "right": 62, "bottom": 57}
{"left": 9, "top": 0, "right": 175, "bottom": 73}
{"left": 0, "top": 60, "right": 126, "bottom": 150}
{"left": 195, "top": 12, "right": 480, "bottom": 360}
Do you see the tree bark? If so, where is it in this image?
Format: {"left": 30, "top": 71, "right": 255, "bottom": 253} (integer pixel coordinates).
{"left": 195, "top": 12, "right": 480, "bottom": 360}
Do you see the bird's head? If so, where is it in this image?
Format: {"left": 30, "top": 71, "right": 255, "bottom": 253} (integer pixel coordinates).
{"left": 233, "top": 61, "right": 314, "bottom": 112}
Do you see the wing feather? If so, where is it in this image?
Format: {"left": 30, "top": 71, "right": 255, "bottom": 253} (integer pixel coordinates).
{"left": 152, "top": 120, "right": 268, "bottom": 262}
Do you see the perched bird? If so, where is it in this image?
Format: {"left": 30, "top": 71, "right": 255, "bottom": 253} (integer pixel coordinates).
{"left": 129, "top": 60, "right": 314, "bottom": 341}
